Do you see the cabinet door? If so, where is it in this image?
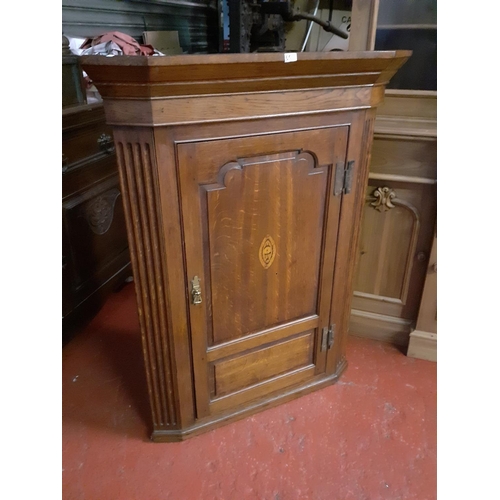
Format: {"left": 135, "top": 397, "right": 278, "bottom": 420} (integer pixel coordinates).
{"left": 177, "top": 127, "right": 348, "bottom": 417}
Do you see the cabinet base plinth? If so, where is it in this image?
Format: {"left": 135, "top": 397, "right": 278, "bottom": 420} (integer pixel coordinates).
{"left": 407, "top": 330, "right": 437, "bottom": 362}
{"left": 350, "top": 309, "right": 413, "bottom": 347}
{"left": 151, "top": 362, "right": 347, "bottom": 443}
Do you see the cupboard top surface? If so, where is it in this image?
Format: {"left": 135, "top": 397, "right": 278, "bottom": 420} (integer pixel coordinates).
{"left": 81, "top": 50, "right": 410, "bottom": 67}
{"left": 81, "top": 51, "right": 411, "bottom": 99}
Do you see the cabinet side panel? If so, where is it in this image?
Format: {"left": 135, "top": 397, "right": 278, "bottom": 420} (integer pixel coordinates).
{"left": 328, "top": 110, "right": 376, "bottom": 374}
{"left": 114, "top": 127, "right": 179, "bottom": 429}
{"left": 414, "top": 231, "right": 437, "bottom": 334}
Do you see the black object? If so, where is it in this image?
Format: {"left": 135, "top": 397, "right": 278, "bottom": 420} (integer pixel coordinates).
{"left": 227, "top": 0, "right": 348, "bottom": 53}
{"left": 375, "top": 28, "right": 436, "bottom": 91}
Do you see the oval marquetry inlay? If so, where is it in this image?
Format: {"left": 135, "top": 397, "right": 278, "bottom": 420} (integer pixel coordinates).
{"left": 259, "top": 235, "right": 276, "bottom": 269}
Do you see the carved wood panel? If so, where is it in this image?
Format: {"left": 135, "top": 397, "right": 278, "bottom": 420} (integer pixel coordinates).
{"left": 82, "top": 188, "right": 121, "bottom": 235}
{"left": 355, "top": 185, "right": 419, "bottom": 303}
{"left": 352, "top": 180, "right": 436, "bottom": 322}
{"left": 62, "top": 175, "right": 129, "bottom": 290}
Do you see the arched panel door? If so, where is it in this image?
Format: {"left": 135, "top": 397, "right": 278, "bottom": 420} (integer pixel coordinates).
{"left": 176, "top": 127, "right": 349, "bottom": 418}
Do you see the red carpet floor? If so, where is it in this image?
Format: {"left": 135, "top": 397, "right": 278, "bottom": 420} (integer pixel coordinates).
{"left": 62, "top": 283, "right": 437, "bottom": 500}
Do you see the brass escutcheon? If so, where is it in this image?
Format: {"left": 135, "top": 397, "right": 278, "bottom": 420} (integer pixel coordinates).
{"left": 191, "top": 276, "right": 202, "bottom": 305}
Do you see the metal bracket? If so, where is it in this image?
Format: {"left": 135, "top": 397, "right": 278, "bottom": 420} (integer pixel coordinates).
{"left": 321, "top": 327, "right": 329, "bottom": 352}
{"left": 98, "top": 133, "right": 115, "bottom": 154}
{"left": 334, "top": 160, "right": 355, "bottom": 196}
{"left": 321, "top": 325, "right": 335, "bottom": 351}
{"left": 344, "top": 161, "right": 355, "bottom": 194}
{"left": 328, "top": 324, "right": 335, "bottom": 349}
{"left": 334, "top": 162, "right": 345, "bottom": 196}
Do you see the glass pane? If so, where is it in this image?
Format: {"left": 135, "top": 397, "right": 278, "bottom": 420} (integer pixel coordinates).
{"left": 374, "top": 28, "right": 436, "bottom": 90}
{"left": 377, "top": 0, "right": 437, "bottom": 26}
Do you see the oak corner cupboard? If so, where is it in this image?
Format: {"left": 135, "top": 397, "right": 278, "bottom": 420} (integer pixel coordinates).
{"left": 81, "top": 51, "right": 409, "bottom": 442}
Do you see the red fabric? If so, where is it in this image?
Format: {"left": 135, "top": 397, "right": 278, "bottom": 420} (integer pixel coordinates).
{"left": 80, "top": 31, "right": 155, "bottom": 56}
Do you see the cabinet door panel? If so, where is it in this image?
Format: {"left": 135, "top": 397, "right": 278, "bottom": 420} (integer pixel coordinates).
{"left": 212, "top": 331, "right": 315, "bottom": 398}
{"left": 355, "top": 195, "right": 418, "bottom": 301}
{"left": 177, "top": 127, "right": 348, "bottom": 416}
{"left": 353, "top": 180, "right": 436, "bottom": 320}
{"left": 206, "top": 151, "right": 327, "bottom": 344}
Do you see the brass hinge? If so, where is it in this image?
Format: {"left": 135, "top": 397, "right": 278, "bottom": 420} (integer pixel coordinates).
{"left": 328, "top": 324, "right": 335, "bottom": 349}
{"left": 334, "top": 160, "right": 355, "bottom": 196}
{"left": 321, "top": 325, "right": 335, "bottom": 351}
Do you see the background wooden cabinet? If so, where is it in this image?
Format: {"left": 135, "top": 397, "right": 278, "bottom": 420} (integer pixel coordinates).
{"left": 348, "top": 0, "right": 437, "bottom": 356}
{"left": 62, "top": 103, "right": 131, "bottom": 339}
{"left": 349, "top": 90, "right": 436, "bottom": 348}
{"left": 407, "top": 231, "right": 437, "bottom": 361}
